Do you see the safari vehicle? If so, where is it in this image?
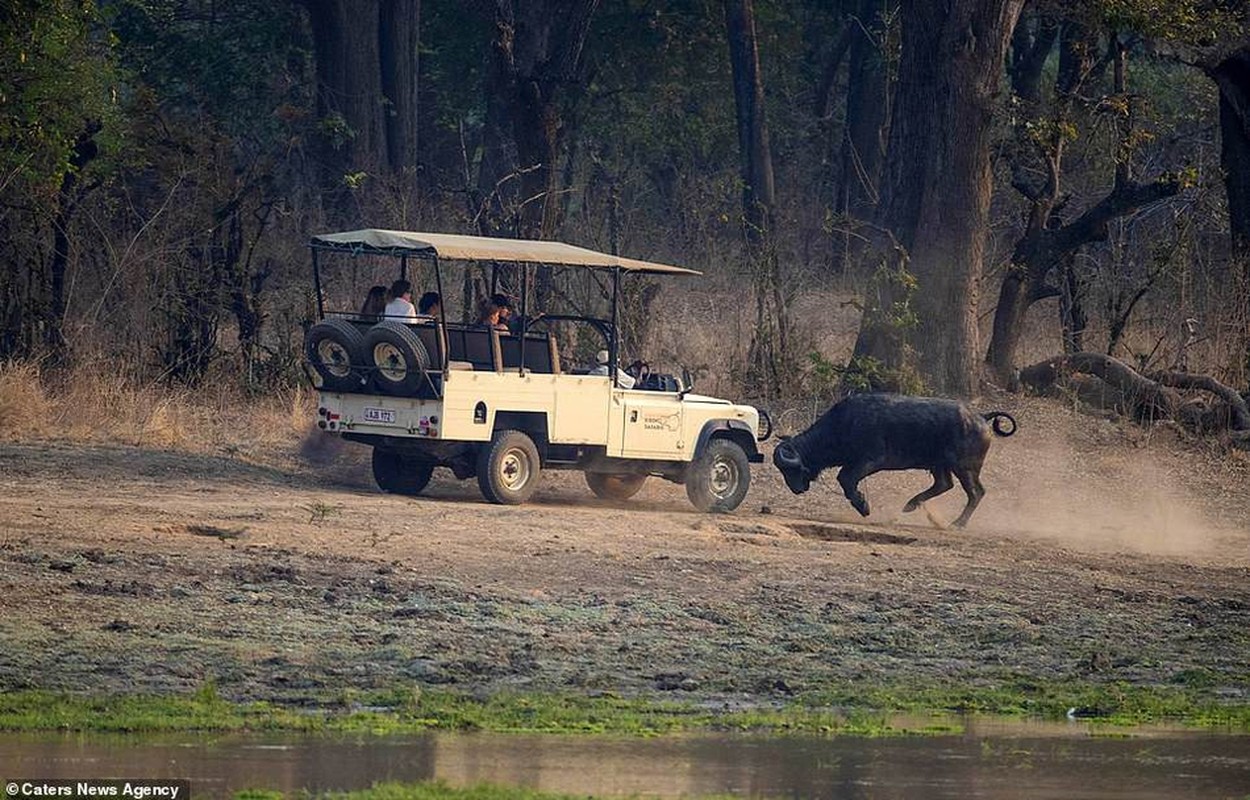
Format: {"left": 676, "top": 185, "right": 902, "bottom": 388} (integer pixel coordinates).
{"left": 303, "top": 229, "right": 769, "bottom": 512}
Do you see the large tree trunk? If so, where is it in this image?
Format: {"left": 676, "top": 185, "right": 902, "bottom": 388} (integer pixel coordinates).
{"left": 857, "top": 0, "right": 1024, "bottom": 396}
{"left": 303, "top": 0, "right": 419, "bottom": 194}
{"left": 725, "top": 0, "right": 775, "bottom": 243}
{"left": 1212, "top": 48, "right": 1250, "bottom": 260}
{"left": 1207, "top": 45, "right": 1250, "bottom": 388}
{"left": 473, "top": 0, "right": 598, "bottom": 242}
{"left": 46, "top": 124, "right": 101, "bottom": 360}
{"left": 836, "top": 0, "right": 892, "bottom": 273}
{"left": 725, "top": 0, "right": 793, "bottom": 399}
{"left": 1008, "top": 10, "right": 1058, "bottom": 105}
{"left": 380, "top": 0, "right": 421, "bottom": 174}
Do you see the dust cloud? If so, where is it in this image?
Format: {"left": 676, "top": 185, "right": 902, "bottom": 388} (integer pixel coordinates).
{"left": 972, "top": 419, "right": 1234, "bottom": 561}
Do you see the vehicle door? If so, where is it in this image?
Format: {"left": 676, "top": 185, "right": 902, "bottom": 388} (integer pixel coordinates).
{"left": 615, "top": 387, "right": 686, "bottom": 459}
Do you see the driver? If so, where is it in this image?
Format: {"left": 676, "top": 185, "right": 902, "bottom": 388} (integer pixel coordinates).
{"left": 589, "top": 349, "right": 636, "bottom": 389}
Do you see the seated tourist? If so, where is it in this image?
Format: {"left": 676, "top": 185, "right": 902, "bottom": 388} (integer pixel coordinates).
{"left": 588, "top": 349, "right": 636, "bottom": 389}
{"left": 417, "top": 291, "right": 441, "bottom": 320}
{"left": 359, "top": 285, "right": 387, "bottom": 318}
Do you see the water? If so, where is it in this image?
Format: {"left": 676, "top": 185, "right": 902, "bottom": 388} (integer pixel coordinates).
{"left": 1, "top": 719, "right": 1248, "bottom": 799}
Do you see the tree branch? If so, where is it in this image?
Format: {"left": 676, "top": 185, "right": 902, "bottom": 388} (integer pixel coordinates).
{"left": 1018, "top": 177, "right": 1182, "bottom": 271}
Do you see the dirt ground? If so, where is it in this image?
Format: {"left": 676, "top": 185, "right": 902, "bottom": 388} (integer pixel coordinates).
{"left": 1, "top": 396, "right": 1248, "bottom": 707}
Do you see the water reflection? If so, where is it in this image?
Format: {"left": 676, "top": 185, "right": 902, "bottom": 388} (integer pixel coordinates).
{"left": 1, "top": 719, "right": 1247, "bottom": 799}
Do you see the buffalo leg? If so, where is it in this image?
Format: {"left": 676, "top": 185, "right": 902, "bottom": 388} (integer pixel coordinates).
{"left": 903, "top": 470, "right": 954, "bottom": 512}
{"left": 837, "top": 462, "right": 881, "bottom": 517}
{"left": 951, "top": 467, "right": 986, "bottom": 528}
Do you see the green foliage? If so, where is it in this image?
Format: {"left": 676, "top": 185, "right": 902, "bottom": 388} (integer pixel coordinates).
{"left": 320, "top": 113, "right": 356, "bottom": 150}
{"left": 834, "top": 258, "right": 926, "bottom": 395}
{"left": 0, "top": 0, "right": 118, "bottom": 195}
{"left": 233, "top": 791, "right": 285, "bottom": 800}
{"left": 108, "top": 0, "right": 311, "bottom": 141}
{"left": 1095, "top": 0, "right": 1237, "bottom": 45}
{"left": 298, "top": 781, "right": 624, "bottom": 800}
{"left": 303, "top": 501, "right": 344, "bottom": 525}
{"left": 807, "top": 351, "right": 925, "bottom": 398}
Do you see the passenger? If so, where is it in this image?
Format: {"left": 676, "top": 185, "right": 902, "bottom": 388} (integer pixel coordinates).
{"left": 476, "top": 294, "right": 511, "bottom": 332}
{"left": 417, "top": 291, "right": 441, "bottom": 319}
{"left": 359, "top": 285, "right": 388, "bottom": 317}
{"left": 589, "top": 349, "right": 636, "bottom": 389}
{"left": 384, "top": 279, "right": 417, "bottom": 320}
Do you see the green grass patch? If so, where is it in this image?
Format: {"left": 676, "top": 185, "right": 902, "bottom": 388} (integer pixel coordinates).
{"left": 802, "top": 674, "right": 1250, "bottom": 729}
{"left": 240, "top": 781, "right": 737, "bottom": 800}
{"left": 1, "top": 676, "right": 1247, "bottom": 736}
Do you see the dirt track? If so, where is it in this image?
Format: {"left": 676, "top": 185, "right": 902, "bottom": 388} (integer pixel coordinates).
{"left": 2, "top": 401, "right": 1249, "bottom": 705}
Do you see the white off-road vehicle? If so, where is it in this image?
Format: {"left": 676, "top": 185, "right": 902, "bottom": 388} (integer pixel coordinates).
{"left": 304, "top": 230, "right": 769, "bottom": 511}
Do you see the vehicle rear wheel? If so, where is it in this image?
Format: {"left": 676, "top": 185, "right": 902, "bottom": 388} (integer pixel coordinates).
{"left": 372, "top": 448, "right": 435, "bottom": 496}
{"left": 305, "top": 319, "right": 367, "bottom": 392}
{"left": 364, "top": 321, "right": 430, "bottom": 396}
{"left": 476, "top": 430, "right": 541, "bottom": 505}
{"left": 585, "top": 472, "right": 647, "bottom": 501}
{"left": 685, "top": 438, "right": 750, "bottom": 513}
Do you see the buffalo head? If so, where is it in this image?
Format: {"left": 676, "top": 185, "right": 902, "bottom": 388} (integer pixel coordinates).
{"left": 773, "top": 439, "right": 811, "bottom": 494}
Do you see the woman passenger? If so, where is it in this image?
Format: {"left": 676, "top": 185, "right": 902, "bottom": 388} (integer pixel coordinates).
{"left": 360, "top": 285, "right": 388, "bottom": 317}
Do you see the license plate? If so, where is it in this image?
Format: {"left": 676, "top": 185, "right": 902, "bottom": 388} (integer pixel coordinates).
{"left": 363, "top": 407, "right": 396, "bottom": 424}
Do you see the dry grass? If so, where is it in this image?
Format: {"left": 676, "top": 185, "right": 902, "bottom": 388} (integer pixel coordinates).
{"left": 0, "top": 359, "right": 315, "bottom": 462}
{"left": 0, "top": 361, "right": 55, "bottom": 438}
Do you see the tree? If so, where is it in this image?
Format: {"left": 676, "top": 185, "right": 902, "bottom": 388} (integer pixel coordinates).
{"left": 724, "top": 0, "right": 795, "bottom": 399}
{"left": 0, "top": 0, "right": 115, "bottom": 359}
{"left": 472, "top": 0, "right": 600, "bottom": 242}
{"left": 301, "top": 0, "right": 420, "bottom": 193}
{"left": 835, "top": 0, "right": 894, "bottom": 272}
{"left": 1207, "top": 45, "right": 1250, "bottom": 261}
{"left": 985, "top": 20, "right": 1183, "bottom": 384}
{"left": 855, "top": 0, "right": 1026, "bottom": 396}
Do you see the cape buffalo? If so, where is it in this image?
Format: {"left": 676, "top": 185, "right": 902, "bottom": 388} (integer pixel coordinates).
{"left": 773, "top": 393, "right": 1017, "bottom": 528}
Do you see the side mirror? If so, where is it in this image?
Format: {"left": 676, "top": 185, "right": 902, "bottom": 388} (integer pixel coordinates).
{"left": 681, "top": 368, "right": 693, "bottom": 391}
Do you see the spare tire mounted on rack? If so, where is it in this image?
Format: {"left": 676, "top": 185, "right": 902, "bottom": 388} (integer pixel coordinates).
{"left": 305, "top": 319, "right": 367, "bottom": 392}
{"left": 365, "top": 320, "right": 431, "bottom": 396}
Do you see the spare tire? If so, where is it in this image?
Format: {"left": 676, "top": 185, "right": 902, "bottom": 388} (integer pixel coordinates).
{"left": 364, "top": 320, "right": 430, "bottom": 396}
{"left": 305, "top": 319, "right": 367, "bottom": 392}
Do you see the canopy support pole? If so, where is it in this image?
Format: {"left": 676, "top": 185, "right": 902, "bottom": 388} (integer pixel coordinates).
{"left": 610, "top": 267, "right": 621, "bottom": 388}
{"left": 311, "top": 249, "right": 324, "bottom": 319}
{"left": 433, "top": 255, "right": 448, "bottom": 374}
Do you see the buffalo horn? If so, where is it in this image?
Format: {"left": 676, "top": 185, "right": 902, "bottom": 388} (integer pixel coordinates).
{"left": 775, "top": 441, "right": 802, "bottom": 467}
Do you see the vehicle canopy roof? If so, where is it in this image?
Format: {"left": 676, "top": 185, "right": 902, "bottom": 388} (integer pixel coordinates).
{"left": 309, "top": 229, "right": 701, "bottom": 276}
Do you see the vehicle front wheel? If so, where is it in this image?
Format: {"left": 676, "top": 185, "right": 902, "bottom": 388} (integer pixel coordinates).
{"left": 685, "top": 438, "right": 750, "bottom": 513}
{"left": 476, "top": 430, "right": 541, "bottom": 505}
{"left": 585, "top": 472, "right": 647, "bottom": 501}
{"left": 372, "top": 449, "right": 435, "bottom": 496}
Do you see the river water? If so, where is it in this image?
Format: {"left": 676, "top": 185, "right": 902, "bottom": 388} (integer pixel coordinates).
{"left": 1, "top": 719, "right": 1247, "bottom": 799}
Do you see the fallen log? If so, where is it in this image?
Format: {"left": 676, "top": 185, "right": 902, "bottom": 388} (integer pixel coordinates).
{"left": 1018, "top": 352, "right": 1250, "bottom": 436}
{"left": 1149, "top": 371, "right": 1250, "bottom": 431}
{"left": 1019, "top": 352, "right": 1181, "bottom": 423}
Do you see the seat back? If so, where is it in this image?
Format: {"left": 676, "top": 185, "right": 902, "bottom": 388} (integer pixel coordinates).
{"left": 410, "top": 322, "right": 444, "bottom": 371}
{"left": 445, "top": 325, "right": 501, "bottom": 372}
{"left": 498, "top": 332, "right": 560, "bottom": 374}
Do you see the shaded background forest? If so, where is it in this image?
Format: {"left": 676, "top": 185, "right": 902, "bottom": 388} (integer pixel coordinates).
{"left": 3, "top": 0, "right": 1249, "bottom": 413}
